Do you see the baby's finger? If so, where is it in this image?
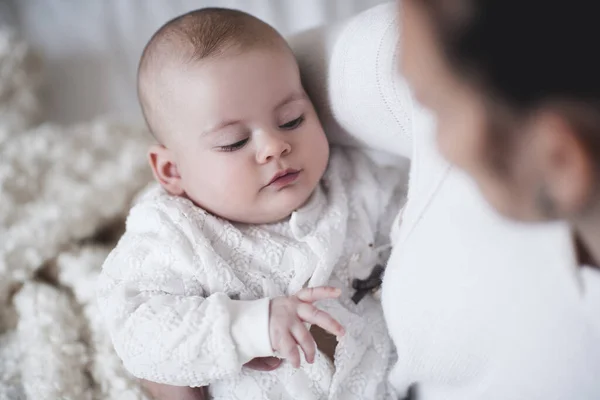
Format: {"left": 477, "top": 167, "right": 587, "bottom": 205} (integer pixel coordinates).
{"left": 297, "top": 303, "right": 345, "bottom": 337}
{"left": 291, "top": 322, "right": 316, "bottom": 364}
{"left": 295, "top": 286, "right": 341, "bottom": 303}
{"left": 280, "top": 334, "right": 301, "bottom": 368}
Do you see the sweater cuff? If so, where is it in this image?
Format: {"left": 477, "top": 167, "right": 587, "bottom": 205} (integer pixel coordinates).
{"left": 227, "top": 298, "right": 273, "bottom": 364}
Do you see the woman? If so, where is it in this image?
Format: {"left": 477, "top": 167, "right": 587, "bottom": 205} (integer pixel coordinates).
{"left": 382, "top": 0, "right": 600, "bottom": 399}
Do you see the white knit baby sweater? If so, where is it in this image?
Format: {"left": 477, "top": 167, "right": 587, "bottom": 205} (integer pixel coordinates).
{"left": 97, "top": 147, "right": 407, "bottom": 400}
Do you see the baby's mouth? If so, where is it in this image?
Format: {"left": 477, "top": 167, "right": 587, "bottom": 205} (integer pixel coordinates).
{"left": 266, "top": 168, "right": 302, "bottom": 189}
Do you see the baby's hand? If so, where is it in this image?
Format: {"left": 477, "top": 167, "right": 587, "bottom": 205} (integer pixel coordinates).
{"left": 269, "top": 287, "right": 345, "bottom": 368}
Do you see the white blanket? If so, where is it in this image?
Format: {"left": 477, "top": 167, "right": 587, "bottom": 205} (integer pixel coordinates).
{"left": 0, "top": 28, "right": 155, "bottom": 400}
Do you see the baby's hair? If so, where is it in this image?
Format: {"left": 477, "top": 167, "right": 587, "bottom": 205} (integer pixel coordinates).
{"left": 138, "top": 7, "right": 288, "bottom": 141}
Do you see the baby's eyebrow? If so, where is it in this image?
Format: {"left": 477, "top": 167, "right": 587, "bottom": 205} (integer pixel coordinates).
{"left": 274, "top": 92, "right": 307, "bottom": 110}
{"left": 202, "top": 119, "right": 241, "bottom": 136}
{"left": 202, "top": 92, "right": 307, "bottom": 136}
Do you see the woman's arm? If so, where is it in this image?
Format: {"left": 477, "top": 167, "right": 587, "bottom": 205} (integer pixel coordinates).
{"left": 289, "top": 2, "right": 414, "bottom": 160}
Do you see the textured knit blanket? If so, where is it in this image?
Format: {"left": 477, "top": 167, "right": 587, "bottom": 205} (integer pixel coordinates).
{"left": 0, "top": 28, "right": 154, "bottom": 400}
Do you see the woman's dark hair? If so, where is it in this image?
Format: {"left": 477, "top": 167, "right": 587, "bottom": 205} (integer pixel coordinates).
{"left": 419, "top": 0, "right": 600, "bottom": 113}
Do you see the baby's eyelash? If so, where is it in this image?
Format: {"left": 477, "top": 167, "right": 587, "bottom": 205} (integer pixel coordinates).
{"left": 220, "top": 138, "right": 249, "bottom": 152}
{"left": 279, "top": 115, "right": 305, "bottom": 130}
{"left": 218, "top": 116, "right": 303, "bottom": 152}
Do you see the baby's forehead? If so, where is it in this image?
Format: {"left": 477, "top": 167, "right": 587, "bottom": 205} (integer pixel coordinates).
{"left": 146, "top": 49, "right": 305, "bottom": 139}
{"left": 157, "top": 45, "right": 298, "bottom": 95}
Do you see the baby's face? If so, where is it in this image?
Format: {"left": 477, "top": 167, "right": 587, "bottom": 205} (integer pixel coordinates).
{"left": 158, "top": 48, "right": 329, "bottom": 224}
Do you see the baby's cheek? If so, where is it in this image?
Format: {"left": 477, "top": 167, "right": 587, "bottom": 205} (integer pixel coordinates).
{"left": 221, "top": 172, "right": 264, "bottom": 210}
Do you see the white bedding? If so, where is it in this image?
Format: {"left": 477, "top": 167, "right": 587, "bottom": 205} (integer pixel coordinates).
{"left": 0, "top": 28, "right": 155, "bottom": 399}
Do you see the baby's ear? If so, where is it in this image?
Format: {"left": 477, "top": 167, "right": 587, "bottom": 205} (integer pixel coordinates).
{"left": 148, "top": 144, "right": 185, "bottom": 196}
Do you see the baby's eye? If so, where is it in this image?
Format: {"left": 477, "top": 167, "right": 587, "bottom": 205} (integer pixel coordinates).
{"left": 220, "top": 138, "right": 249, "bottom": 152}
{"left": 279, "top": 115, "right": 304, "bottom": 130}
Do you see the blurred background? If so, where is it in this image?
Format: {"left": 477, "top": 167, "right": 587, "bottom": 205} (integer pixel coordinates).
{"left": 0, "top": 0, "right": 387, "bottom": 125}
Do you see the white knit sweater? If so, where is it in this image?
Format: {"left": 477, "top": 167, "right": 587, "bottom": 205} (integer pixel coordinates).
{"left": 382, "top": 108, "right": 600, "bottom": 400}
{"left": 97, "top": 147, "right": 407, "bottom": 400}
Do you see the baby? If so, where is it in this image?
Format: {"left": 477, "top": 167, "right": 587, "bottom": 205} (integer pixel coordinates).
{"left": 98, "top": 8, "right": 405, "bottom": 400}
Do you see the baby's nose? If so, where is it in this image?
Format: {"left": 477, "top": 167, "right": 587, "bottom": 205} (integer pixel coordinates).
{"left": 256, "top": 133, "right": 291, "bottom": 163}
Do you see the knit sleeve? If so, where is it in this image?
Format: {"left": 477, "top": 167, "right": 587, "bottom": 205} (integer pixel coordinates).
{"left": 96, "top": 201, "right": 273, "bottom": 387}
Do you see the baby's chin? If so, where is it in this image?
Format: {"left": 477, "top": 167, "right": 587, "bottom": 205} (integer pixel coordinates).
{"left": 225, "top": 188, "right": 317, "bottom": 225}
{"left": 247, "top": 193, "right": 315, "bottom": 224}
{"left": 187, "top": 174, "right": 322, "bottom": 224}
